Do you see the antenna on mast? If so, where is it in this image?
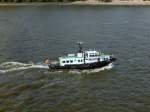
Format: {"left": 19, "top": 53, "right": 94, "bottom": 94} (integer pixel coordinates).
{"left": 77, "top": 42, "right": 83, "bottom": 53}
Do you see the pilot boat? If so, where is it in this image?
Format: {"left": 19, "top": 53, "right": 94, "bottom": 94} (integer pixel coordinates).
{"left": 48, "top": 42, "right": 116, "bottom": 70}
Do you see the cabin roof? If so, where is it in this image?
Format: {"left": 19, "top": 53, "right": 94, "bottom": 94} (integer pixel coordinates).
{"left": 85, "top": 50, "right": 98, "bottom": 53}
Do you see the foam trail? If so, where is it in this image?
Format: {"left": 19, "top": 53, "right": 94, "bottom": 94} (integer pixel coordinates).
{"left": 69, "top": 63, "right": 114, "bottom": 74}
{"left": 0, "top": 61, "right": 49, "bottom": 73}
{"left": 0, "top": 61, "right": 114, "bottom": 74}
{"left": 82, "top": 63, "right": 113, "bottom": 74}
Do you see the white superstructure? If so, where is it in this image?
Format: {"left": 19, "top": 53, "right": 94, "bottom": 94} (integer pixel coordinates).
{"left": 59, "top": 50, "right": 111, "bottom": 67}
{"left": 47, "top": 42, "right": 116, "bottom": 71}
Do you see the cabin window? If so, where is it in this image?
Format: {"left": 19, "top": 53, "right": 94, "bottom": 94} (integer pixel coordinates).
{"left": 104, "top": 58, "right": 108, "bottom": 61}
{"left": 81, "top": 60, "right": 83, "bottom": 62}
{"left": 70, "top": 60, "right": 73, "bottom": 63}
{"left": 85, "top": 53, "right": 88, "bottom": 57}
{"left": 62, "top": 61, "right": 65, "bottom": 63}
{"left": 89, "top": 54, "right": 95, "bottom": 57}
{"left": 66, "top": 60, "right": 69, "bottom": 63}
{"left": 78, "top": 60, "right": 80, "bottom": 62}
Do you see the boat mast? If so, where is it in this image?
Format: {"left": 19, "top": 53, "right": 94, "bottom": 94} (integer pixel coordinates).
{"left": 77, "top": 42, "right": 83, "bottom": 53}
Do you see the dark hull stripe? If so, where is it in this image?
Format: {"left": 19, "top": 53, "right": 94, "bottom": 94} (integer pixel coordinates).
{"left": 49, "top": 58, "right": 116, "bottom": 70}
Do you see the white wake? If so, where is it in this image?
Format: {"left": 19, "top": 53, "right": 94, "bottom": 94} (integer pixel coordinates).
{"left": 69, "top": 63, "right": 114, "bottom": 74}
{"left": 0, "top": 61, "right": 49, "bottom": 73}
{"left": 0, "top": 61, "right": 114, "bottom": 74}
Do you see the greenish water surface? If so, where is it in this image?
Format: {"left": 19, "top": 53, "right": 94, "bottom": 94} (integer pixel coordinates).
{"left": 0, "top": 5, "right": 150, "bottom": 112}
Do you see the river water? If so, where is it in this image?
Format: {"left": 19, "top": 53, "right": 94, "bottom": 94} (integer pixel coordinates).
{"left": 0, "top": 5, "right": 150, "bottom": 112}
